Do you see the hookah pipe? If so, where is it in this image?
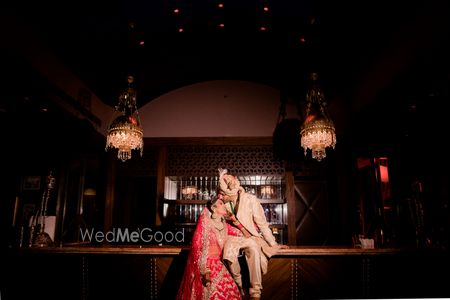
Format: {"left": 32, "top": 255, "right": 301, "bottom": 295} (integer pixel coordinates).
{"left": 30, "top": 171, "right": 56, "bottom": 247}
{"left": 28, "top": 186, "right": 49, "bottom": 247}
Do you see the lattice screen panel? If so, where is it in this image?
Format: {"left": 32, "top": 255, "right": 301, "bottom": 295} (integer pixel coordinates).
{"left": 167, "top": 145, "right": 285, "bottom": 176}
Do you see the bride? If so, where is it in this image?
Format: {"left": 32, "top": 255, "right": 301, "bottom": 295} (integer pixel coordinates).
{"left": 176, "top": 197, "right": 242, "bottom": 300}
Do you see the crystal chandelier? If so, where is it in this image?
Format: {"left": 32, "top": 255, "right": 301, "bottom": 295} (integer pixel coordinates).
{"left": 105, "top": 75, "right": 144, "bottom": 162}
{"left": 300, "top": 73, "right": 336, "bottom": 161}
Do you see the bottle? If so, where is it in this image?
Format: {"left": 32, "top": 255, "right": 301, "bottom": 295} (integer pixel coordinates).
{"left": 197, "top": 177, "right": 203, "bottom": 200}
{"left": 264, "top": 205, "right": 271, "bottom": 224}
{"left": 203, "top": 176, "right": 210, "bottom": 200}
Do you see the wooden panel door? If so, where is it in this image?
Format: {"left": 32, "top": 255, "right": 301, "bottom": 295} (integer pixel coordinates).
{"left": 294, "top": 179, "right": 330, "bottom": 245}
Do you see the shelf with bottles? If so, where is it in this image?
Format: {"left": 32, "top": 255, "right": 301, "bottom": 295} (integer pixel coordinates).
{"left": 162, "top": 198, "right": 287, "bottom": 226}
{"left": 261, "top": 202, "right": 287, "bottom": 226}
{"left": 163, "top": 201, "right": 288, "bottom": 228}
{"left": 163, "top": 175, "right": 286, "bottom": 225}
{"left": 164, "top": 176, "right": 219, "bottom": 201}
{"left": 164, "top": 175, "right": 285, "bottom": 201}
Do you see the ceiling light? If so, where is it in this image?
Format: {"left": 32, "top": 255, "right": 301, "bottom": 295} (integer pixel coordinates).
{"left": 300, "top": 72, "right": 336, "bottom": 161}
{"left": 105, "top": 75, "right": 144, "bottom": 162}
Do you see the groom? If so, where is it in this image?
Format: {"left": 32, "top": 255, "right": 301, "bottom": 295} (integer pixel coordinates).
{"left": 217, "top": 168, "right": 288, "bottom": 300}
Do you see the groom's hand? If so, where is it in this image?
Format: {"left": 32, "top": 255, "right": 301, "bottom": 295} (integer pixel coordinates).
{"left": 273, "top": 244, "right": 289, "bottom": 250}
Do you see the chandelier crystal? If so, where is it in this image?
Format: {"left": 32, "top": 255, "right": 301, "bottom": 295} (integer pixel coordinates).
{"left": 300, "top": 73, "right": 336, "bottom": 161}
{"left": 105, "top": 76, "right": 144, "bottom": 162}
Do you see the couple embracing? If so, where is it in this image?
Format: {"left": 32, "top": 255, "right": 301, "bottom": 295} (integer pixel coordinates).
{"left": 177, "top": 169, "right": 288, "bottom": 300}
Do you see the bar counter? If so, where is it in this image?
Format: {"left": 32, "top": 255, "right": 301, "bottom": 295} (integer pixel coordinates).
{"left": 4, "top": 245, "right": 449, "bottom": 300}
{"left": 15, "top": 244, "right": 411, "bottom": 255}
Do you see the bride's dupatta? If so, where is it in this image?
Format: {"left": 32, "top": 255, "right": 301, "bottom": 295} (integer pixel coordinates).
{"left": 176, "top": 208, "right": 210, "bottom": 300}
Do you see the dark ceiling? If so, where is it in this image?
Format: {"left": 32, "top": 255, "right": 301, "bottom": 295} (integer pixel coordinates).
{"left": 1, "top": 0, "right": 450, "bottom": 144}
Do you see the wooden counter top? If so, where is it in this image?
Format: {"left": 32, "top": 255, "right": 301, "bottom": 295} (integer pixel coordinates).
{"left": 275, "top": 246, "right": 410, "bottom": 256}
{"left": 13, "top": 245, "right": 427, "bottom": 256}
{"left": 15, "top": 244, "right": 186, "bottom": 255}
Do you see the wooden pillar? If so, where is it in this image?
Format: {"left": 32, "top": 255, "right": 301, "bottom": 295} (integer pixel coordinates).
{"left": 286, "top": 171, "right": 296, "bottom": 245}
{"left": 155, "top": 146, "right": 167, "bottom": 226}
{"left": 103, "top": 153, "right": 116, "bottom": 232}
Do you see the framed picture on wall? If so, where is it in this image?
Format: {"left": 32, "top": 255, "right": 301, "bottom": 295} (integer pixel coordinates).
{"left": 23, "top": 176, "right": 41, "bottom": 190}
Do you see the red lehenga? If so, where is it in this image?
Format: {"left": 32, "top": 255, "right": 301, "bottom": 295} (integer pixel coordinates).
{"left": 176, "top": 208, "right": 242, "bottom": 300}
